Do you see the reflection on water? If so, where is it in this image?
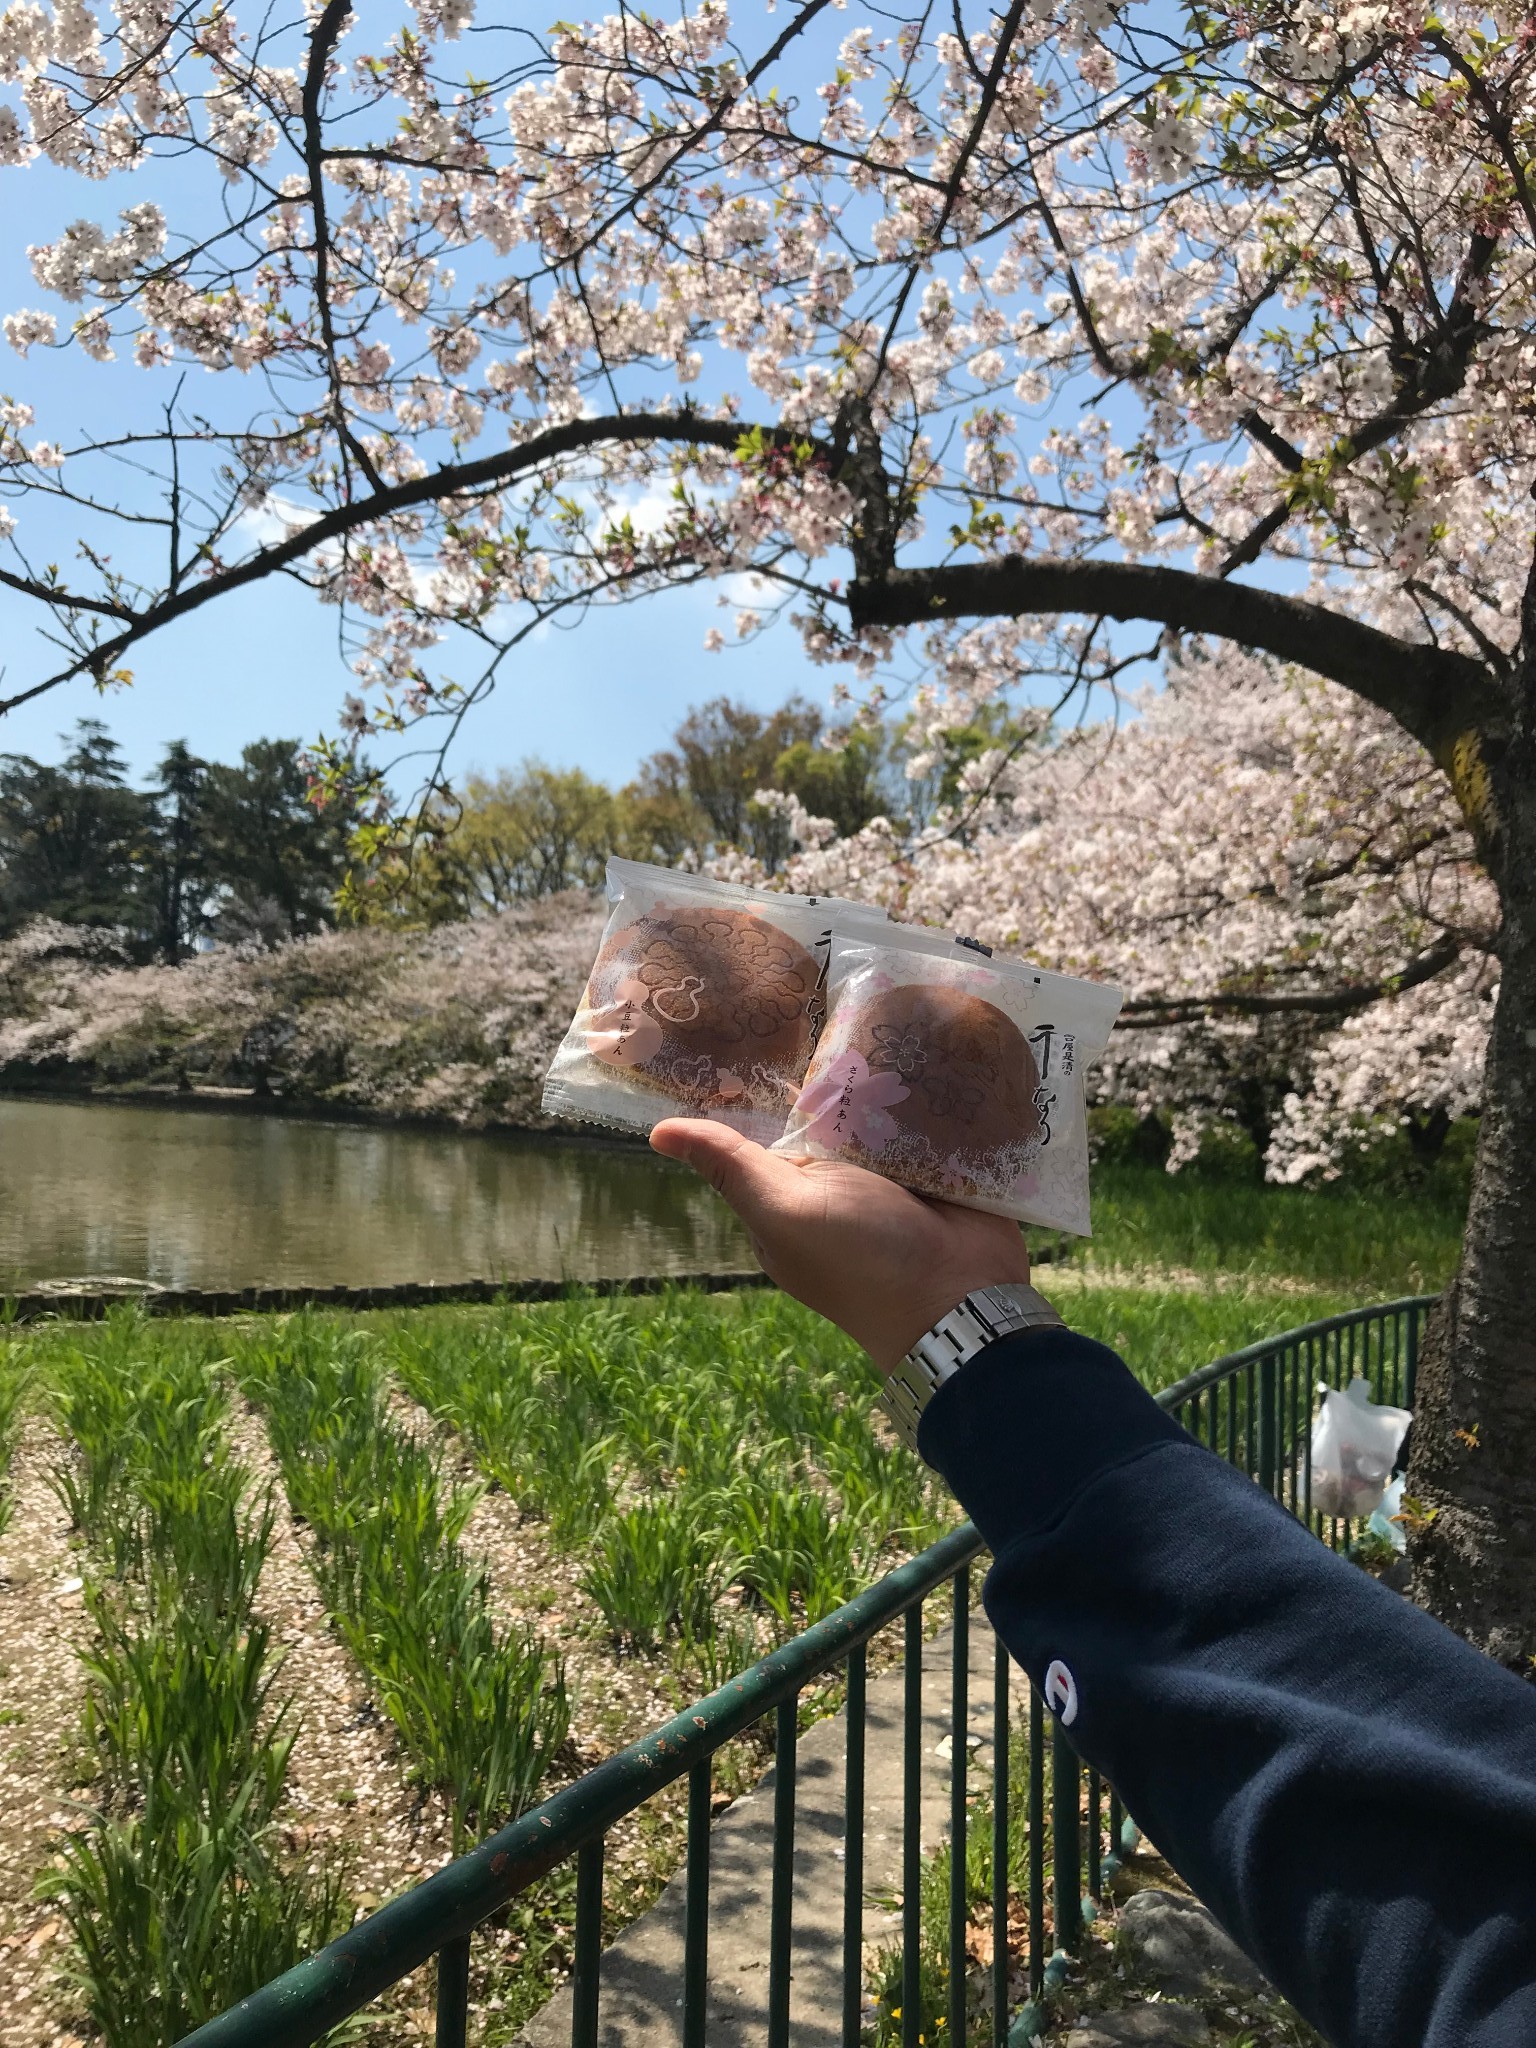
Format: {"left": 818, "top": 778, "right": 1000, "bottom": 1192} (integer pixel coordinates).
{"left": 0, "top": 1096, "right": 752, "bottom": 1291}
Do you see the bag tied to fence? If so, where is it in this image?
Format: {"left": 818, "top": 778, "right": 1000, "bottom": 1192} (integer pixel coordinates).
{"left": 1308, "top": 1376, "right": 1412, "bottom": 1520}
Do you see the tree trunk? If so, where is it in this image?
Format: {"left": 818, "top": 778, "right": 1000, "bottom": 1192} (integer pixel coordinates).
{"left": 1405, "top": 1104, "right": 1451, "bottom": 1163}
{"left": 1406, "top": 714, "right": 1536, "bottom": 1671}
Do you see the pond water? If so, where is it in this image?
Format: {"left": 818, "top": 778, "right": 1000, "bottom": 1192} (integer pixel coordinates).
{"left": 0, "top": 1096, "right": 752, "bottom": 1293}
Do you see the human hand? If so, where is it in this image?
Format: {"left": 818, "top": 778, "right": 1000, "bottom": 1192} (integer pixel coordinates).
{"left": 649, "top": 1118, "right": 1031, "bottom": 1374}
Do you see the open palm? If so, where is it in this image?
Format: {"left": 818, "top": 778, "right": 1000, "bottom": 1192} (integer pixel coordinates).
{"left": 650, "top": 1119, "right": 1031, "bottom": 1373}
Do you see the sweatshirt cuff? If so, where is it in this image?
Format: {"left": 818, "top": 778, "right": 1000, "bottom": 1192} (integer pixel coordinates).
{"left": 916, "top": 1326, "right": 1189, "bottom": 1551}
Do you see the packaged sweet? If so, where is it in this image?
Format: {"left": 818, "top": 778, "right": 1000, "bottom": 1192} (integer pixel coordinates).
{"left": 773, "top": 927, "right": 1122, "bottom": 1234}
{"left": 541, "top": 860, "right": 887, "bottom": 1143}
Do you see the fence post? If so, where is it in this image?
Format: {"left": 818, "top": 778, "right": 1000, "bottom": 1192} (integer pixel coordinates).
{"left": 902, "top": 1606, "right": 923, "bottom": 2048}
{"left": 1051, "top": 1720, "right": 1082, "bottom": 1953}
{"left": 1258, "top": 1351, "right": 1279, "bottom": 1498}
{"left": 434, "top": 1936, "right": 469, "bottom": 2048}
{"left": 1406, "top": 1304, "right": 1422, "bottom": 1409}
{"left": 949, "top": 1571, "right": 969, "bottom": 2048}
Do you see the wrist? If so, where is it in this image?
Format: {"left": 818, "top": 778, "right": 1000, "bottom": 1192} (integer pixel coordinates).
{"left": 874, "top": 1259, "right": 1034, "bottom": 1377}
{"left": 880, "top": 1282, "right": 1064, "bottom": 1453}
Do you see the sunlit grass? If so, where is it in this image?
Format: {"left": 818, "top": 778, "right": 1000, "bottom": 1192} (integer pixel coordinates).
{"left": 43, "top": 1313, "right": 347, "bottom": 2048}
{"left": 232, "top": 1316, "right": 570, "bottom": 1854}
{"left": 1058, "top": 1283, "right": 1364, "bottom": 1398}
{"left": 1040, "top": 1157, "right": 1464, "bottom": 1293}
{"left": 387, "top": 1287, "right": 951, "bottom": 1668}
{"left": 0, "top": 1159, "right": 1459, "bottom": 2043}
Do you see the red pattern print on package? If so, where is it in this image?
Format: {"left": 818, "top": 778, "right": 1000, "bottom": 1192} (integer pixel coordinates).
{"left": 542, "top": 859, "right": 887, "bottom": 1143}
{"left": 588, "top": 907, "right": 818, "bottom": 1107}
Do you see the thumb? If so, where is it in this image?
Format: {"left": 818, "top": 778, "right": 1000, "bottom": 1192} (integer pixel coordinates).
{"left": 649, "top": 1117, "right": 794, "bottom": 1230}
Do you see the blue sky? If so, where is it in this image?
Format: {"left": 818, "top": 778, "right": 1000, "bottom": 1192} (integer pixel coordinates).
{"left": 0, "top": 4, "right": 888, "bottom": 786}
{"left": 0, "top": 552, "right": 844, "bottom": 786}
{"left": 0, "top": 4, "right": 1164, "bottom": 790}
{"left": 0, "top": 272, "right": 845, "bottom": 787}
{"left": 0, "top": 5, "right": 870, "bottom": 787}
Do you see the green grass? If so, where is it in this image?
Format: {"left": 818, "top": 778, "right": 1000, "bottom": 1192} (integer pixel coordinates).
{"left": 43, "top": 1314, "right": 348, "bottom": 2048}
{"left": 387, "top": 1288, "right": 951, "bottom": 1666}
{"left": 0, "top": 1163, "right": 1461, "bottom": 2044}
{"left": 1058, "top": 1282, "right": 1362, "bottom": 1397}
{"left": 232, "top": 1317, "right": 571, "bottom": 1853}
{"left": 1041, "top": 1157, "right": 1464, "bottom": 1293}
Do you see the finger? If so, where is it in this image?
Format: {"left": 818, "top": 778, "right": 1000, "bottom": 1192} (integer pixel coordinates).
{"left": 649, "top": 1118, "right": 803, "bottom": 1227}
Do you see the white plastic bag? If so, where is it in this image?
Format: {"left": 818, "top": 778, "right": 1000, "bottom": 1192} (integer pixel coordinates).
{"left": 772, "top": 926, "right": 1123, "bottom": 1233}
{"left": 541, "top": 860, "right": 885, "bottom": 1144}
{"left": 1309, "top": 1377, "right": 1412, "bottom": 1520}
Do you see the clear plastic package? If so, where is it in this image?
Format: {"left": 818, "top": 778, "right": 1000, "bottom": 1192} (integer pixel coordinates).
{"left": 541, "top": 860, "right": 886, "bottom": 1143}
{"left": 773, "top": 926, "right": 1122, "bottom": 1233}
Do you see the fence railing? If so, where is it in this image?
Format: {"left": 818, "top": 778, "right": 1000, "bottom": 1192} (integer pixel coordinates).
{"left": 180, "top": 1294, "right": 1436, "bottom": 2048}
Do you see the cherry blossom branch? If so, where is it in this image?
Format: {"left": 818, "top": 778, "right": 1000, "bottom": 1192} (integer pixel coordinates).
{"left": 866, "top": 0, "right": 1030, "bottom": 394}
{"left": 1405, "top": 578, "right": 1514, "bottom": 677}
{"left": 301, "top": 0, "right": 384, "bottom": 500}
{"left": 526, "top": 0, "right": 839, "bottom": 287}
{"left": 0, "top": 412, "right": 813, "bottom": 719}
{"left": 0, "top": 564, "right": 136, "bottom": 620}
{"left": 1217, "top": 226, "right": 1499, "bottom": 576}
{"left": 844, "top": 557, "right": 1497, "bottom": 759}
{"left": 1117, "top": 934, "right": 1462, "bottom": 1026}
{"left": 1425, "top": 31, "right": 1536, "bottom": 246}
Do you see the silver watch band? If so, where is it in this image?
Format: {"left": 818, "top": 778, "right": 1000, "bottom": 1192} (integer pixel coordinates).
{"left": 880, "top": 1283, "right": 1064, "bottom": 1454}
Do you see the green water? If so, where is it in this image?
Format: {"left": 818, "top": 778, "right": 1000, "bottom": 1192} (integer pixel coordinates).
{"left": 0, "top": 1096, "right": 751, "bottom": 1292}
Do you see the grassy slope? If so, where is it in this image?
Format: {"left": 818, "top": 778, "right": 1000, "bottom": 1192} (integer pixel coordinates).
{"left": 1020, "top": 1157, "right": 1463, "bottom": 1397}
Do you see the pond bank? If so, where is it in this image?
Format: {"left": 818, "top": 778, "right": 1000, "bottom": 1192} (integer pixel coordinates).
{"left": 4, "top": 1269, "right": 772, "bottom": 1324}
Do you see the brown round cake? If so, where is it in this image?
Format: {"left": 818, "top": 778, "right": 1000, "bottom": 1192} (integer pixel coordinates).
{"left": 589, "top": 906, "right": 818, "bottom": 1100}
{"left": 846, "top": 983, "right": 1040, "bottom": 1158}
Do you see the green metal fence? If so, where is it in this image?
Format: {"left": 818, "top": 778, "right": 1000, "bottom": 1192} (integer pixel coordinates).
{"left": 179, "top": 1294, "right": 1435, "bottom": 2048}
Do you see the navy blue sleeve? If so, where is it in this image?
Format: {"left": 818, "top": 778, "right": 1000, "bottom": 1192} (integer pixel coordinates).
{"left": 918, "top": 1328, "right": 1536, "bottom": 2048}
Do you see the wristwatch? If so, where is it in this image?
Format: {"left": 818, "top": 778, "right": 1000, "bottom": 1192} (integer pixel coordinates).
{"left": 880, "top": 1283, "right": 1064, "bottom": 1454}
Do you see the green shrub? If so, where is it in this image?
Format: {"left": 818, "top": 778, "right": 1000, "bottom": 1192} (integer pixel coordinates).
{"left": 385, "top": 1289, "right": 951, "bottom": 1653}
{"left": 580, "top": 1495, "right": 726, "bottom": 1649}
{"left": 724, "top": 1481, "right": 872, "bottom": 1630}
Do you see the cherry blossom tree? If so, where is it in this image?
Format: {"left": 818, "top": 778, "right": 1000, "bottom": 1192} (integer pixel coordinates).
{"left": 1, "top": 0, "right": 1533, "bottom": 1655}
{"left": 753, "top": 647, "right": 1498, "bottom": 1178}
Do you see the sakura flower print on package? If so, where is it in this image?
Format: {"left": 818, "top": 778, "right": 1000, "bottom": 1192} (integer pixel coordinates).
{"left": 774, "top": 927, "right": 1122, "bottom": 1233}
{"left": 541, "top": 859, "right": 886, "bottom": 1144}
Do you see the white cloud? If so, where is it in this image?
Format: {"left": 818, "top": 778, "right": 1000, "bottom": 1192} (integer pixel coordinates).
{"left": 234, "top": 493, "right": 332, "bottom": 557}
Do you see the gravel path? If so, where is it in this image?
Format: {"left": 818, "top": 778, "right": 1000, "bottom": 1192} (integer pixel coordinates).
{"left": 0, "top": 1417, "right": 89, "bottom": 2048}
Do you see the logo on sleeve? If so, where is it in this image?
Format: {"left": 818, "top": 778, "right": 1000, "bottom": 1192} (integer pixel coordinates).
{"left": 1043, "top": 1659, "right": 1079, "bottom": 1727}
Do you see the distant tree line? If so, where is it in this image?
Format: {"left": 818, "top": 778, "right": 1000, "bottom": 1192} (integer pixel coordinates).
{"left": 356, "top": 693, "right": 864, "bottom": 923}
{"left": 0, "top": 696, "right": 1027, "bottom": 951}
{"left": 354, "top": 694, "right": 1026, "bottom": 926}
{"left": 0, "top": 722, "right": 358, "bottom": 959}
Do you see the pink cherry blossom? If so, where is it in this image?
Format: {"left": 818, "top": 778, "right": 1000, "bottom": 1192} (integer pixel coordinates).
{"left": 791, "top": 1048, "right": 910, "bottom": 1154}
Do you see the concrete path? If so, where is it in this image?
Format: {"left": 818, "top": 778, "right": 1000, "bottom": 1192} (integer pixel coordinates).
{"left": 518, "top": 1608, "right": 1004, "bottom": 2047}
